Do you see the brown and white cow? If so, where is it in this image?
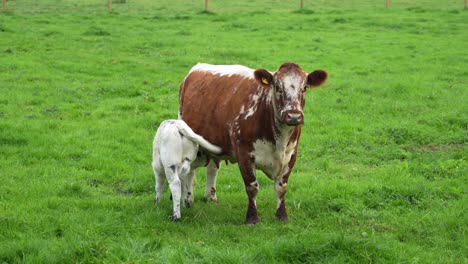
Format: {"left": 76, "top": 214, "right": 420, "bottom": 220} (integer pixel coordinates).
{"left": 179, "top": 63, "right": 327, "bottom": 224}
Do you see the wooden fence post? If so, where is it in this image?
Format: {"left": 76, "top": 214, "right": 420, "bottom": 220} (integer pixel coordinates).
{"left": 386, "top": 0, "right": 390, "bottom": 8}
{"left": 205, "top": 0, "right": 208, "bottom": 12}
{"left": 300, "top": 0, "right": 304, "bottom": 9}
{"left": 2, "top": 0, "right": 6, "bottom": 13}
{"left": 107, "top": 0, "right": 111, "bottom": 13}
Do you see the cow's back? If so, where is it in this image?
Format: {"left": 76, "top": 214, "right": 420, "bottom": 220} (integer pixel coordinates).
{"left": 179, "top": 64, "right": 258, "bottom": 154}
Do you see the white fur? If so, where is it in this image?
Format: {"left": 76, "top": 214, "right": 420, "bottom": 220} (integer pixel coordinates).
{"left": 189, "top": 63, "right": 254, "bottom": 79}
{"left": 152, "top": 120, "right": 222, "bottom": 221}
{"left": 251, "top": 138, "right": 297, "bottom": 180}
{"left": 251, "top": 132, "right": 297, "bottom": 210}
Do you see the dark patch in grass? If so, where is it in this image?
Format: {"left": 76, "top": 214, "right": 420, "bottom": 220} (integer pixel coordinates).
{"left": 112, "top": 0, "right": 126, "bottom": 3}
{"left": 292, "top": 9, "right": 315, "bottom": 15}
{"left": 69, "top": 153, "right": 87, "bottom": 161}
{"left": 447, "top": 9, "right": 460, "bottom": 14}
{"left": 177, "top": 30, "right": 192, "bottom": 36}
{"left": 87, "top": 178, "right": 101, "bottom": 187}
{"left": 210, "top": 16, "right": 227, "bottom": 22}
{"left": 406, "top": 7, "right": 428, "bottom": 13}
{"left": 173, "top": 15, "right": 192, "bottom": 20}
{"left": 116, "top": 182, "right": 152, "bottom": 196}
{"left": 42, "top": 30, "right": 62, "bottom": 37}
{"left": 59, "top": 183, "right": 88, "bottom": 198}
{"left": 42, "top": 106, "right": 61, "bottom": 117}
{"left": 332, "top": 17, "right": 348, "bottom": 24}
{"left": 410, "top": 144, "right": 465, "bottom": 152}
{"left": 0, "top": 136, "right": 28, "bottom": 146}
{"left": 55, "top": 228, "right": 64, "bottom": 238}
{"left": 83, "top": 27, "right": 111, "bottom": 36}
{"left": 144, "top": 15, "right": 164, "bottom": 20}
{"left": 0, "top": 24, "right": 10, "bottom": 32}
{"left": 199, "top": 10, "right": 216, "bottom": 15}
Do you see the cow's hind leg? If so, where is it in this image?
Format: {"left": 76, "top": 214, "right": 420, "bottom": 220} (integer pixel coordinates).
{"left": 153, "top": 162, "right": 165, "bottom": 205}
{"left": 204, "top": 160, "right": 221, "bottom": 202}
{"left": 165, "top": 165, "right": 182, "bottom": 221}
{"left": 237, "top": 152, "right": 259, "bottom": 225}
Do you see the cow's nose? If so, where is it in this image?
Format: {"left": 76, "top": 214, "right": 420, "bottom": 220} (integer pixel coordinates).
{"left": 286, "top": 112, "right": 304, "bottom": 125}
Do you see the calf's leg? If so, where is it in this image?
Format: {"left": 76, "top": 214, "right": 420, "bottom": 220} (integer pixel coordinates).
{"left": 165, "top": 166, "right": 182, "bottom": 221}
{"left": 153, "top": 162, "right": 165, "bottom": 204}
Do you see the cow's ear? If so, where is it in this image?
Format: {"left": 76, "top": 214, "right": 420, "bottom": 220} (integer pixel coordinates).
{"left": 307, "top": 70, "right": 328, "bottom": 88}
{"left": 254, "top": 69, "right": 274, "bottom": 87}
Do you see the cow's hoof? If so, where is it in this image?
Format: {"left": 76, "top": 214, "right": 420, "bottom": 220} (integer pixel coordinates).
{"left": 184, "top": 198, "right": 192, "bottom": 208}
{"left": 245, "top": 217, "right": 258, "bottom": 225}
{"left": 245, "top": 210, "right": 259, "bottom": 225}
{"left": 203, "top": 196, "right": 218, "bottom": 203}
{"left": 275, "top": 214, "right": 289, "bottom": 223}
{"left": 171, "top": 215, "right": 180, "bottom": 222}
{"left": 275, "top": 208, "right": 289, "bottom": 223}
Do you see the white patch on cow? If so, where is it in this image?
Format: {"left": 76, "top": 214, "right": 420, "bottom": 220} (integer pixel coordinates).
{"left": 239, "top": 105, "right": 245, "bottom": 115}
{"left": 251, "top": 132, "right": 297, "bottom": 180}
{"left": 243, "top": 93, "right": 260, "bottom": 120}
{"left": 189, "top": 63, "right": 254, "bottom": 79}
{"left": 281, "top": 74, "right": 304, "bottom": 101}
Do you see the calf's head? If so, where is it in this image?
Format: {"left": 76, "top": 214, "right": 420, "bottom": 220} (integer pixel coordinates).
{"left": 254, "top": 62, "right": 328, "bottom": 126}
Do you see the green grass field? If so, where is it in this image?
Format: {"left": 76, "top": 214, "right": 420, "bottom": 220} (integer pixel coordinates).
{"left": 1, "top": 0, "right": 467, "bottom": 263}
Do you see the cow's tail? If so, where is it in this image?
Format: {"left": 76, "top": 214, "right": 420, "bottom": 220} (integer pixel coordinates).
{"left": 175, "top": 121, "right": 222, "bottom": 154}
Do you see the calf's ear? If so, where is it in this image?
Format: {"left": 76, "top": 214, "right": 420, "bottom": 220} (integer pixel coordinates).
{"left": 254, "top": 69, "right": 274, "bottom": 87}
{"left": 307, "top": 70, "right": 328, "bottom": 88}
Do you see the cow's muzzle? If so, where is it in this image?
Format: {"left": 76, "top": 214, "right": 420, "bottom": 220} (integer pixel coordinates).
{"left": 282, "top": 111, "right": 304, "bottom": 126}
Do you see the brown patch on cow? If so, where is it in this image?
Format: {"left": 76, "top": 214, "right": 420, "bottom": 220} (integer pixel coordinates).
{"left": 307, "top": 70, "right": 328, "bottom": 87}
{"left": 254, "top": 69, "right": 273, "bottom": 87}
{"left": 278, "top": 62, "right": 303, "bottom": 73}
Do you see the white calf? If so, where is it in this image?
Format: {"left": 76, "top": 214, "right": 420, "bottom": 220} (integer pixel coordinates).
{"left": 152, "top": 120, "right": 222, "bottom": 221}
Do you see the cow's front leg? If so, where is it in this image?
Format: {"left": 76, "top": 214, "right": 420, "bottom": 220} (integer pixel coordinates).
{"left": 275, "top": 177, "right": 288, "bottom": 222}
{"left": 204, "top": 160, "right": 221, "bottom": 202}
{"left": 275, "top": 150, "right": 297, "bottom": 222}
{"left": 237, "top": 153, "right": 259, "bottom": 225}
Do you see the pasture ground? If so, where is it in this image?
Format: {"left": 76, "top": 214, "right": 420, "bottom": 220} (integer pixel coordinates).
{"left": 0, "top": 0, "right": 467, "bottom": 263}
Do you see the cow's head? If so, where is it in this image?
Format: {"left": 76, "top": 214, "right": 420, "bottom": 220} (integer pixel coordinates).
{"left": 254, "top": 63, "right": 327, "bottom": 126}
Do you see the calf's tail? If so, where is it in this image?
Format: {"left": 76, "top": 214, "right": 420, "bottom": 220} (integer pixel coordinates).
{"left": 175, "top": 121, "right": 222, "bottom": 154}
